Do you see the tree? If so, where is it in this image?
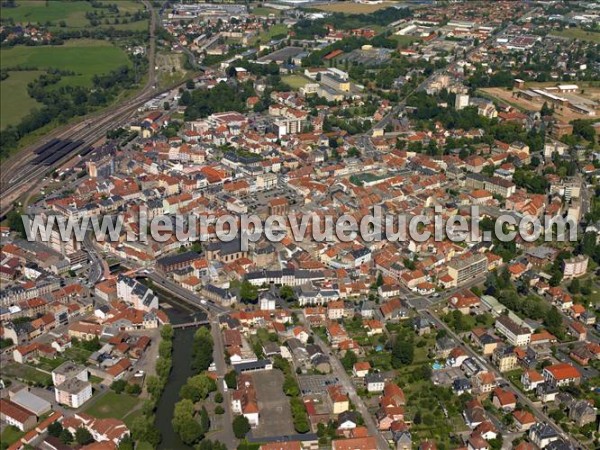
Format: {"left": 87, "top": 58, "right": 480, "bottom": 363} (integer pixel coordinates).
{"left": 568, "top": 278, "right": 580, "bottom": 294}
{"left": 180, "top": 374, "right": 216, "bottom": 402}
{"left": 413, "top": 410, "right": 422, "bottom": 424}
{"left": 240, "top": 280, "right": 258, "bottom": 303}
{"left": 192, "top": 327, "right": 214, "bottom": 374}
{"left": 392, "top": 340, "right": 414, "bottom": 368}
{"left": 224, "top": 370, "right": 237, "bottom": 389}
{"left": 279, "top": 285, "right": 295, "bottom": 302}
{"left": 59, "top": 429, "right": 73, "bottom": 445}
{"left": 179, "top": 418, "right": 204, "bottom": 445}
{"left": 118, "top": 436, "right": 134, "bottom": 450}
{"left": 75, "top": 427, "right": 94, "bottom": 445}
{"left": 215, "top": 405, "right": 225, "bottom": 414}
{"left": 540, "top": 101, "right": 553, "bottom": 117}
{"left": 232, "top": 415, "right": 251, "bottom": 439}
{"left": 199, "top": 406, "right": 210, "bottom": 435}
{"left": 489, "top": 436, "right": 503, "bottom": 450}
{"left": 48, "top": 421, "right": 63, "bottom": 437}
{"left": 341, "top": 350, "right": 358, "bottom": 371}
{"left": 215, "top": 392, "right": 223, "bottom": 403}
{"left": 7, "top": 209, "right": 26, "bottom": 238}
{"left": 146, "top": 375, "right": 165, "bottom": 399}
{"left": 125, "top": 383, "right": 142, "bottom": 395}
{"left": 283, "top": 374, "right": 300, "bottom": 397}
{"left": 544, "top": 306, "right": 563, "bottom": 332}
{"left": 197, "top": 440, "right": 228, "bottom": 450}
{"left": 161, "top": 324, "right": 174, "bottom": 340}
{"left": 111, "top": 379, "right": 127, "bottom": 394}
{"left": 173, "top": 399, "right": 204, "bottom": 445}
{"left": 376, "top": 272, "right": 384, "bottom": 287}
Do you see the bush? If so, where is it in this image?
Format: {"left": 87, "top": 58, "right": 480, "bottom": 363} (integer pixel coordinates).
{"left": 125, "top": 383, "right": 142, "bottom": 395}
{"left": 215, "top": 405, "right": 225, "bottom": 414}
{"left": 111, "top": 379, "right": 127, "bottom": 394}
{"left": 232, "top": 415, "right": 251, "bottom": 439}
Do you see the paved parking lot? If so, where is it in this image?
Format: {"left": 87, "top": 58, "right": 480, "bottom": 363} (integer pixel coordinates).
{"left": 251, "top": 370, "right": 295, "bottom": 438}
{"left": 297, "top": 374, "right": 339, "bottom": 395}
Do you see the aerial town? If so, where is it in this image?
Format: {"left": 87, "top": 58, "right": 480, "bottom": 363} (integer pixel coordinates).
{"left": 0, "top": 1, "right": 599, "bottom": 450}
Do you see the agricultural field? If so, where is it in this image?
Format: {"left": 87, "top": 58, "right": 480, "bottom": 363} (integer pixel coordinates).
{"left": 311, "top": 1, "right": 395, "bottom": 14}
{"left": 0, "top": 39, "right": 131, "bottom": 129}
{"left": 0, "top": 0, "right": 148, "bottom": 31}
{"left": 282, "top": 74, "right": 311, "bottom": 90}
{"left": 1, "top": 39, "right": 131, "bottom": 87}
{"left": 550, "top": 28, "right": 600, "bottom": 44}
{"left": 0, "top": 70, "right": 43, "bottom": 129}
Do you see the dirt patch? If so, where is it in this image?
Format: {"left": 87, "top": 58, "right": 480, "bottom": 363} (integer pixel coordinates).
{"left": 480, "top": 87, "right": 598, "bottom": 122}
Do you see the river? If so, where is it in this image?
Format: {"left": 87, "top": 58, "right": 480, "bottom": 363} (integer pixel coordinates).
{"left": 154, "top": 294, "right": 208, "bottom": 450}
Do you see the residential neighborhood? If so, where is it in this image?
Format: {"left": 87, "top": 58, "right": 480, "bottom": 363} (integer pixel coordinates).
{"left": 1, "top": 1, "right": 600, "bottom": 450}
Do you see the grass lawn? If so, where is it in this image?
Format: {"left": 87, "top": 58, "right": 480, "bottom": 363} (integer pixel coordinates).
{"left": 90, "top": 375, "right": 105, "bottom": 384}
{"left": 83, "top": 391, "right": 141, "bottom": 421}
{"left": 1, "top": 0, "right": 147, "bottom": 30}
{"left": 3, "top": 363, "right": 52, "bottom": 387}
{"left": 0, "top": 70, "right": 43, "bottom": 129}
{"left": 550, "top": 28, "right": 600, "bottom": 44}
{"left": 282, "top": 74, "right": 310, "bottom": 90}
{"left": 390, "top": 34, "right": 418, "bottom": 47}
{"left": 122, "top": 406, "right": 144, "bottom": 428}
{"left": 251, "top": 6, "right": 282, "bottom": 17}
{"left": 1, "top": 39, "right": 131, "bottom": 88}
{"left": 35, "top": 356, "right": 67, "bottom": 371}
{"left": 136, "top": 442, "right": 154, "bottom": 450}
{"left": 251, "top": 23, "right": 289, "bottom": 45}
{"left": 63, "top": 346, "right": 93, "bottom": 364}
{"left": 312, "top": 2, "right": 394, "bottom": 14}
{"left": 0, "top": 426, "right": 24, "bottom": 448}
{"left": 156, "top": 52, "right": 194, "bottom": 90}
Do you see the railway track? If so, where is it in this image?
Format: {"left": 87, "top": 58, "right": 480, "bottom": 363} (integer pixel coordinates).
{"left": 0, "top": 0, "right": 159, "bottom": 220}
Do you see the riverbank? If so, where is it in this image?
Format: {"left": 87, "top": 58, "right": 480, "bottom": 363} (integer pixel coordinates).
{"left": 155, "top": 292, "right": 208, "bottom": 449}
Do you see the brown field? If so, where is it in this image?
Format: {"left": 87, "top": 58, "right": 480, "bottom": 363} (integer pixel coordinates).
{"left": 312, "top": 1, "right": 395, "bottom": 14}
{"left": 480, "top": 86, "right": 599, "bottom": 123}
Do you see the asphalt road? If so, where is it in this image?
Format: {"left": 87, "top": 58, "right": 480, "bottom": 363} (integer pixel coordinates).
{"left": 208, "top": 318, "right": 237, "bottom": 449}
{"left": 0, "top": 0, "right": 160, "bottom": 219}
{"left": 310, "top": 331, "right": 390, "bottom": 449}
{"left": 147, "top": 270, "right": 229, "bottom": 316}
{"left": 83, "top": 233, "right": 105, "bottom": 285}
{"left": 423, "top": 310, "right": 583, "bottom": 449}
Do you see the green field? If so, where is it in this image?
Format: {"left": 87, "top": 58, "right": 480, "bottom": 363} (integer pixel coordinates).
{"left": 1, "top": 70, "right": 44, "bottom": 129}
{"left": 390, "top": 34, "right": 418, "bottom": 47}
{"left": 282, "top": 74, "right": 310, "bottom": 90}
{"left": 550, "top": 28, "right": 600, "bottom": 44}
{"left": 0, "top": 426, "right": 25, "bottom": 448}
{"left": 0, "top": 0, "right": 147, "bottom": 31}
{"left": 1, "top": 39, "right": 131, "bottom": 87}
{"left": 0, "top": 39, "right": 130, "bottom": 129}
{"left": 83, "top": 391, "right": 141, "bottom": 421}
{"left": 251, "top": 6, "right": 282, "bottom": 17}
{"left": 2, "top": 363, "right": 52, "bottom": 386}
{"left": 251, "top": 23, "right": 289, "bottom": 45}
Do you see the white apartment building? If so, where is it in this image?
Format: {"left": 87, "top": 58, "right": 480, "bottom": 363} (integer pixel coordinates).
{"left": 495, "top": 315, "right": 531, "bottom": 347}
